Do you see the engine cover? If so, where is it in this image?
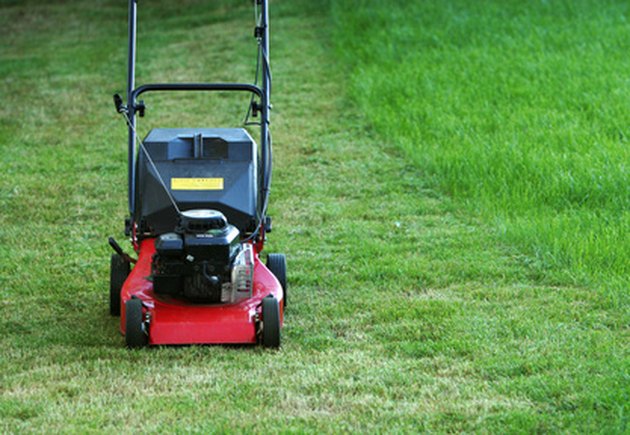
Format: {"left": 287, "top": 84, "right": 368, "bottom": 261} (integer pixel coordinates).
{"left": 151, "top": 209, "right": 248, "bottom": 303}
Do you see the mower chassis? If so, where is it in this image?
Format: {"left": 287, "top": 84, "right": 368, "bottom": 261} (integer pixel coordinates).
{"left": 120, "top": 239, "right": 284, "bottom": 345}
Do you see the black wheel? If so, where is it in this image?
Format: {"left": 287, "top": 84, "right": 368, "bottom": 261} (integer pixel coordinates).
{"left": 266, "top": 253, "right": 287, "bottom": 307}
{"left": 125, "top": 298, "right": 148, "bottom": 348}
{"left": 110, "top": 254, "right": 130, "bottom": 316}
{"left": 261, "top": 296, "right": 281, "bottom": 348}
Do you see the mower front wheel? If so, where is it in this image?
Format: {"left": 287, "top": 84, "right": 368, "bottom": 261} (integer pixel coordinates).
{"left": 266, "top": 253, "right": 287, "bottom": 307}
{"left": 110, "top": 254, "right": 130, "bottom": 316}
{"left": 125, "top": 298, "right": 148, "bottom": 348}
{"left": 261, "top": 296, "right": 281, "bottom": 348}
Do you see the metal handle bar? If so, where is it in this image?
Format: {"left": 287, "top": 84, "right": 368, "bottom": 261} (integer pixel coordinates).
{"left": 130, "top": 83, "right": 263, "bottom": 104}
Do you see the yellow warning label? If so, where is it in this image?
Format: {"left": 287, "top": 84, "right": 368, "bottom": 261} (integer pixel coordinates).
{"left": 171, "top": 178, "right": 224, "bottom": 190}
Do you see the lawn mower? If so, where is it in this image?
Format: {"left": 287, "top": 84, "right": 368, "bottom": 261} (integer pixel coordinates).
{"left": 108, "top": 0, "right": 286, "bottom": 348}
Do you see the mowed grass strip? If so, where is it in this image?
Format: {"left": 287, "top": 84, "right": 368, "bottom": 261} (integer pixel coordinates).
{"left": 0, "top": 0, "right": 627, "bottom": 432}
{"left": 332, "top": 0, "right": 630, "bottom": 298}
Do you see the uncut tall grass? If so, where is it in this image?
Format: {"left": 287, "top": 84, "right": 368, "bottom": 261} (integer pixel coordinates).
{"left": 332, "top": 0, "right": 629, "bottom": 298}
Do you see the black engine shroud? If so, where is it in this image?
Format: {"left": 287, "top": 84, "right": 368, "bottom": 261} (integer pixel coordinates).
{"left": 152, "top": 210, "right": 241, "bottom": 303}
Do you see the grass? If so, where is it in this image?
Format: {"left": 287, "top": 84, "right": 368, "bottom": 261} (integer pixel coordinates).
{"left": 0, "top": 0, "right": 627, "bottom": 432}
{"left": 331, "top": 0, "right": 629, "bottom": 298}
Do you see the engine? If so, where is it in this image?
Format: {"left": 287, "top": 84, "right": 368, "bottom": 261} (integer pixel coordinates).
{"left": 151, "top": 209, "right": 254, "bottom": 303}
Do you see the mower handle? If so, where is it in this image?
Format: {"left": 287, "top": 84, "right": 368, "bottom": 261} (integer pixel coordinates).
{"left": 123, "top": 0, "right": 272, "bottom": 223}
{"left": 130, "top": 83, "right": 263, "bottom": 103}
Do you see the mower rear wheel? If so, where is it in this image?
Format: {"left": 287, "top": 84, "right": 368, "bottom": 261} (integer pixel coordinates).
{"left": 266, "top": 253, "right": 287, "bottom": 307}
{"left": 261, "top": 296, "right": 281, "bottom": 348}
{"left": 110, "top": 254, "right": 130, "bottom": 316}
{"left": 125, "top": 298, "right": 148, "bottom": 348}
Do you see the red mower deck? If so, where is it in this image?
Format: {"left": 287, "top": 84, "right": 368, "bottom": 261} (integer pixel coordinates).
{"left": 120, "top": 240, "right": 284, "bottom": 346}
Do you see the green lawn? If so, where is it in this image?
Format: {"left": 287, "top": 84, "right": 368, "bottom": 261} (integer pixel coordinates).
{"left": 331, "top": 0, "right": 629, "bottom": 298}
{"left": 0, "top": 0, "right": 627, "bottom": 432}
